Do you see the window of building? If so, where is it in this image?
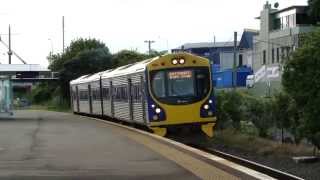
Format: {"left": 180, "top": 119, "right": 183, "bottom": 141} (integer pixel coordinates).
{"left": 273, "top": 18, "right": 281, "bottom": 30}
{"left": 238, "top": 54, "right": 243, "bottom": 67}
{"left": 276, "top": 48, "right": 280, "bottom": 63}
{"left": 263, "top": 50, "right": 266, "bottom": 65}
{"left": 272, "top": 48, "right": 275, "bottom": 63}
{"left": 285, "top": 15, "right": 289, "bottom": 28}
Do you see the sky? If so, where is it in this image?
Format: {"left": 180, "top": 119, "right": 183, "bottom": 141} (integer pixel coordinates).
{"left": 0, "top": 0, "right": 308, "bottom": 67}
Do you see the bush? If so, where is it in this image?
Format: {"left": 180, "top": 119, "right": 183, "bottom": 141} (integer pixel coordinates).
{"left": 216, "top": 91, "right": 243, "bottom": 130}
{"left": 30, "top": 82, "right": 56, "bottom": 104}
{"left": 243, "top": 96, "right": 274, "bottom": 138}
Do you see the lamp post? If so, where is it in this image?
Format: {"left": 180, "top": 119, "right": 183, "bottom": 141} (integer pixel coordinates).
{"left": 48, "top": 38, "right": 54, "bottom": 55}
{"left": 144, "top": 40, "right": 155, "bottom": 55}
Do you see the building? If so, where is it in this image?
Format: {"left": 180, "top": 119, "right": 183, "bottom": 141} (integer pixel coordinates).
{"left": 172, "top": 29, "right": 258, "bottom": 72}
{"left": 252, "top": 2, "right": 316, "bottom": 83}
{"left": 172, "top": 30, "right": 257, "bottom": 88}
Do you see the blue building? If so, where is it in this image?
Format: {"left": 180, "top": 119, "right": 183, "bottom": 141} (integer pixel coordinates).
{"left": 172, "top": 29, "right": 258, "bottom": 88}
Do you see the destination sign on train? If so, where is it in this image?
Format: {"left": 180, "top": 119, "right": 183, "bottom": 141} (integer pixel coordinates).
{"left": 168, "top": 70, "right": 192, "bottom": 79}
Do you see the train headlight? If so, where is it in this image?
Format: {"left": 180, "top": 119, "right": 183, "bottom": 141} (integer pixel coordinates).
{"left": 153, "top": 115, "right": 159, "bottom": 121}
{"left": 209, "top": 100, "right": 213, "bottom": 104}
{"left": 172, "top": 59, "right": 178, "bottom": 65}
{"left": 203, "top": 104, "right": 209, "bottom": 110}
{"left": 155, "top": 108, "right": 161, "bottom": 114}
{"left": 151, "top": 104, "right": 155, "bottom": 108}
{"left": 179, "top": 58, "right": 185, "bottom": 64}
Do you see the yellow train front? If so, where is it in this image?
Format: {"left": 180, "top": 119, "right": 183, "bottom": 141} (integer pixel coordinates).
{"left": 145, "top": 53, "right": 216, "bottom": 137}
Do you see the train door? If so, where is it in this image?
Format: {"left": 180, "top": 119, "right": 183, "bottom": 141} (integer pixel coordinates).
{"left": 128, "top": 78, "right": 133, "bottom": 122}
{"left": 140, "top": 75, "right": 147, "bottom": 123}
{"left": 110, "top": 81, "right": 114, "bottom": 118}
{"left": 76, "top": 86, "right": 80, "bottom": 112}
{"left": 99, "top": 77, "right": 104, "bottom": 116}
{"left": 88, "top": 84, "right": 93, "bottom": 114}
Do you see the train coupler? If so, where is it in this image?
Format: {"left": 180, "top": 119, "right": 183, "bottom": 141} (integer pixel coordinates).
{"left": 201, "top": 123, "right": 215, "bottom": 137}
{"left": 150, "top": 127, "right": 167, "bottom": 137}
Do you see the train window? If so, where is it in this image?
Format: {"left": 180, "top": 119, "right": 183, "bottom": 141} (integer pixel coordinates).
{"left": 195, "top": 69, "right": 210, "bottom": 97}
{"left": 150, "top": 67, "right": 211, "bottom": 105}
{"left": 102, "top": 87, "right": 110, "bottom": 100}
{"left": 92, "top": 88, "right": 100, "bottom": 101}
{"left": 151, "top": 71, "right": 166, "bottom": 98}
{"left": 132, "top": 83, "right": 142, "bottom": 102}
{"left": 79, "top": 90, "right": 89, "bottom": 101}
{"left": 167, "top": 70, "right": 194, "bottom": 97}
{"left": 114, "top": 86, "right": 128, "bottom": 102}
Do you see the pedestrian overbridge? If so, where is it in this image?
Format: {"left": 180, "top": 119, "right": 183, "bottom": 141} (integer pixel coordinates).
{"left": 0, "top": 64, "right": 58, "bottom": 81}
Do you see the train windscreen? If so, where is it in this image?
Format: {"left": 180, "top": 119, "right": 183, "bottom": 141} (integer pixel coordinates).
{"left": 151, "top": 67, "right": 210, "bottom": 105}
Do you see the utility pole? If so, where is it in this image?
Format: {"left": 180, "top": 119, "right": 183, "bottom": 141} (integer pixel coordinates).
{"left": 8, "top": 25, "right": 12, "bottom": 64}
{"left": 144, "top": 40, "right": 155, "bottom": 55}
{"left": 62, "top": 16, "right": 65, "bottom": 53}
{"left": 233, "top": 31, "right": 237, "bottom": 90}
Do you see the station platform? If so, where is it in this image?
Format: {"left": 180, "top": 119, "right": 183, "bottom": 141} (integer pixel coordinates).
{"left": 0, "top": 110, "right": 274, "bottom": 180}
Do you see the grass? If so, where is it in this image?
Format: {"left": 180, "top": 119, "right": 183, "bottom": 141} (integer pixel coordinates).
{"left": 209, "top": 129, "right": 315, "bottom": 157}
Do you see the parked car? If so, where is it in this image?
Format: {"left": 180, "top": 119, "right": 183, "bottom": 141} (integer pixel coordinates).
{"left": 246, "top": 75, "right": 255, "bottom": 88}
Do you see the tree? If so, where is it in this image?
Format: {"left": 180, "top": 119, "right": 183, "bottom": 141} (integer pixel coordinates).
{"left": 215, "top": 91, "right": 232, "bottom": 130}
{"left": 59, "top": 47, "right": 113, "bottom": 99}
{"left": 309, "top": 0, "right": 320, "bottom": 22}
{"left": 282, "top": 28, "right": 320, "bottom": 150}
{"left": 222, "top": 91, "right": 243, "bottom": 130}
{"left": 244, "top": 96, "right": 273, "bottom": 138}
{"left": 272, "top": 92, "right": 292, "bottom": 143}
{"left": 112, "top": 50, "right": 149, "bottom": 67}
{"left": 47, "top": 38, "right": 112, "bottom": 100}
{"left": 48, "top": 38, "right": 106, "bottom": 71}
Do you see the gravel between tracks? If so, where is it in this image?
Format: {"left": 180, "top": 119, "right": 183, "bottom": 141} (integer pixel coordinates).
{"left": 208, "top": 143, "right": 320, "bottom": 180}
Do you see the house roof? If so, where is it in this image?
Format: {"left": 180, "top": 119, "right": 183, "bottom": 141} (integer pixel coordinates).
{"left": 173, "top": 41, "right": 240, "bottom": 50}
{"left": 270, "top": 5, "right": 308, "bottom": 15}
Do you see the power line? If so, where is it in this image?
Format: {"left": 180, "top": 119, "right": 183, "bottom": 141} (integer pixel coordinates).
{"left": 0, "top": 25, "right": 27, "bottom": 64}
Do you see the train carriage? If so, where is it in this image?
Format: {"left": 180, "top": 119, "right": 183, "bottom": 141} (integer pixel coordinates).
{"left": 70, "top": 53, "right": 216, "bottom": 137}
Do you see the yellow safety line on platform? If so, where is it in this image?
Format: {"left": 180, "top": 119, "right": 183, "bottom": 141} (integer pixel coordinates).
{"left": 112, "top": 126, "right": 239, "bottom": 180}
{"left": 87, "top": 116, "right": 275, "bottom": 180}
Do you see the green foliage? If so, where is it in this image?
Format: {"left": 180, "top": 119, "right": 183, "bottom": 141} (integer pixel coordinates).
{"left": 48, "top": 38, "right": 112, "bottom": 100}
{"left": 216, "top": 91, "right": 243, "bottom": 130}
{"left": 309, "top": 0, "right": 320, "bottom": 22}
{"left": 30, "top": 82, "right": 57, "bottom": 104}
{"left": 282, "top": 28, "right": 320, "bottom": 149}
{"left": 112, "top": 50, "right": 150, "bottom": 67}
{"left": 48, "top": 38, "right": 106, "bottom": 71}
{"left": 243, "top": 96, "right": 273, "bottom": 138}
{"left": 215, "top": 91, "right": 231, "bottom": 130}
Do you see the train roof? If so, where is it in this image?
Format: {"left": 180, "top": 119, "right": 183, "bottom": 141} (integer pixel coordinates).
{"left": 70, "top": 56, "right": 159, "bottom": 85}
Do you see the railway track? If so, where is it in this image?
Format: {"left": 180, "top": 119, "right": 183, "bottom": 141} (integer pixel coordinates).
{"left": 185, "top": 143, "right": 304, "bottom": 180}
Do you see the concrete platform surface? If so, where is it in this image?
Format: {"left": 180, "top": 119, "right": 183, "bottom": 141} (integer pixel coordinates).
{"left": 0, "top": 110, "right": 259, "bottom": 180}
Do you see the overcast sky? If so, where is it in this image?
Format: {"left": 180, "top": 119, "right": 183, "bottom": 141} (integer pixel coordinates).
{"left": 0, "top": 0, "right": 307, "bottom": 67}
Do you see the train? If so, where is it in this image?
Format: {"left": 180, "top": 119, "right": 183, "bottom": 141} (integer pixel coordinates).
{"left": 70, "top": 52, "right": 216, "bottom": 137}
